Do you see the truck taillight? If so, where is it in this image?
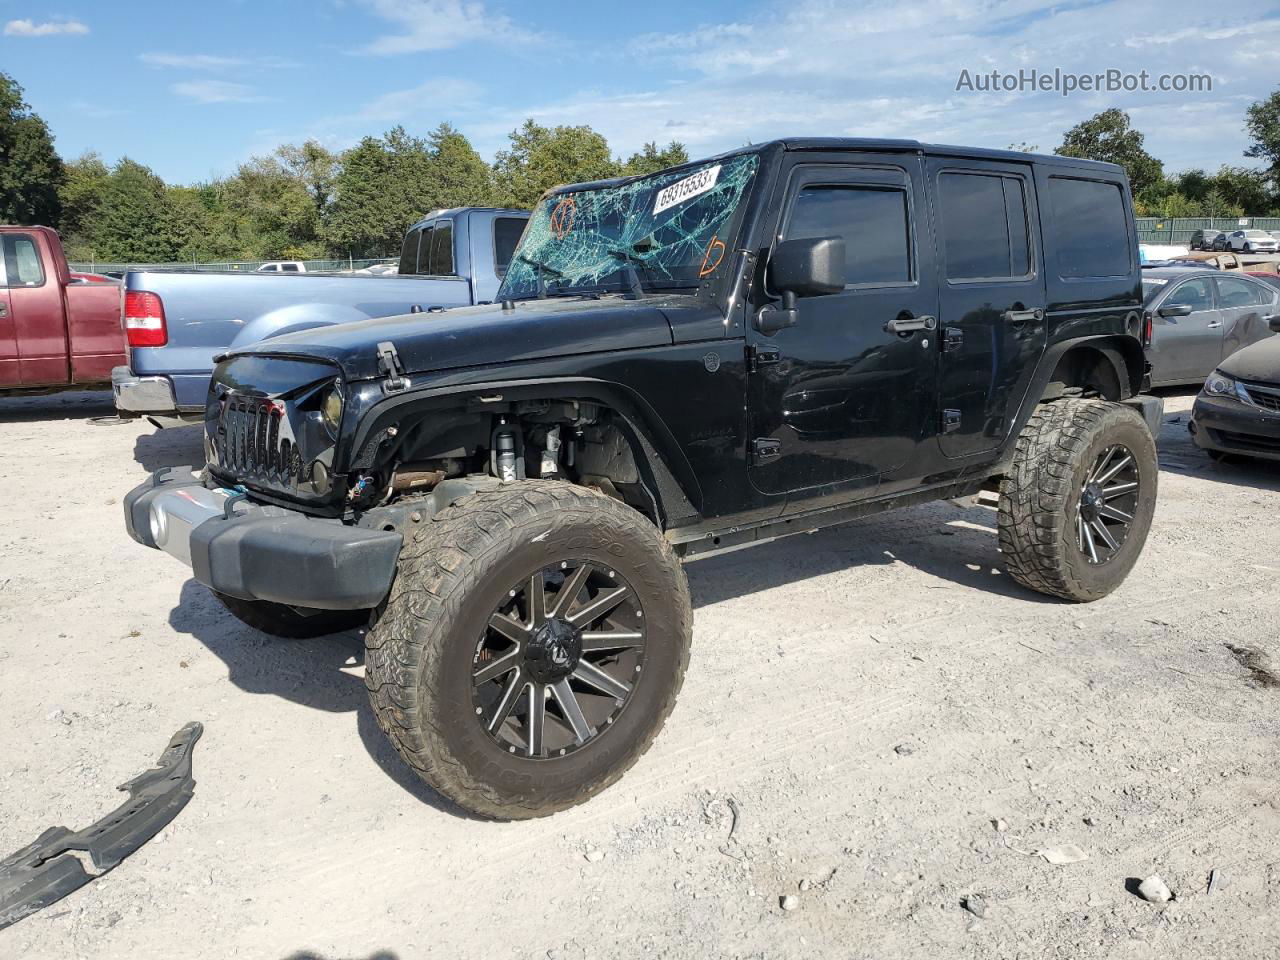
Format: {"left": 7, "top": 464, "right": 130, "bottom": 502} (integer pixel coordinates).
{"left": 124, "top": 291, "right": 167, "bottom": 347}
{"left": 1142, "top": 310, "right": 1153, "bottom": 348}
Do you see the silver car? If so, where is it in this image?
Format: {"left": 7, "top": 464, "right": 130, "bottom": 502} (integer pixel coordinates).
{"left": 1142, "top": 267, "right": 1280, "bottom": 386}
{"left": 1225, "top": 229, "right": 1279, "bottom": 254}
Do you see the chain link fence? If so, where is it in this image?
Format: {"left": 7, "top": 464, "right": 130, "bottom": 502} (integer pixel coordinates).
{"left": 1137, "top": 217, "right": 1280, "bottom": 245}
{"left": 67, "top": 257, "right": 399, "bottom": 275}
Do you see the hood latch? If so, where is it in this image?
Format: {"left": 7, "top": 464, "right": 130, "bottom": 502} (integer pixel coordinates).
{"left": 376, "top": 341, "right": 410, "bottom": 395}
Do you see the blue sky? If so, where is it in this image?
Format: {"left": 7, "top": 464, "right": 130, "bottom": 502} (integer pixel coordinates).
{"left": 2, "top": 0, "right": 1278, "bottom": 185}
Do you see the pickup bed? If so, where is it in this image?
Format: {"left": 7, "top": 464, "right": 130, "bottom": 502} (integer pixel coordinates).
{"left": 0, "top": 226, "right": 125, "bottom": 395}
{"left": 113, "top": 206, "right": 527, "bottom": 421}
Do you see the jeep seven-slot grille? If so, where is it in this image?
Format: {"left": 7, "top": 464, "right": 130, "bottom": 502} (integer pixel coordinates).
{"left": 218, "top": 395, "right": 303, "bottom": 484}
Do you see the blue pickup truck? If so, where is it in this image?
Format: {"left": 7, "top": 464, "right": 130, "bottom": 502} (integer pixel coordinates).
{"left": 112, "top": 206, "right": 527, "bottom": 423}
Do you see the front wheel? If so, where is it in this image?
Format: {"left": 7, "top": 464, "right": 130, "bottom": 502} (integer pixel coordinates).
{"left": 1244, "top": 243, "right": 1253, "bottom": 254}
{"left": 364, "top": 480, "right": 692, "bottom": 819}
{"left": 998, "top": 399, "right": 1157, "bottom": 602}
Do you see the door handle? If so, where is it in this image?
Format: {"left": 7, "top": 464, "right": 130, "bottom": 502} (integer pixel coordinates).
{"left": 884, "top": 314, "right": 936, "bottom": 334}
{"left": 1002, "top": 307, "right": 1044, "bottom": 323}
{"left": 0, "top": 303, "right": 7, "bottom": 317}
{"left": 1207, "top": 321, "right": 1223, "bottom": 328}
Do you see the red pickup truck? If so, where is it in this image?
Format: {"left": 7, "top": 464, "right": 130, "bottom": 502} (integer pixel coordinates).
{"left": 0, "top": 225, "right": 125, "bottom": 394}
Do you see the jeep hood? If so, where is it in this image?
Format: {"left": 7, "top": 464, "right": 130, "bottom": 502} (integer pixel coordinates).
{"left": 224, "top": 297, "right": 677, "bottom": 380}
{"left": 1218, "top": 334, "right": 1280, "bottom": 384}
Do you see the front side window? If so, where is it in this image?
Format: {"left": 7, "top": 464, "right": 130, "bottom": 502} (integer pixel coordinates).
{"left": 3, "top": 235, "right": 45, "bottom": 286}
{"left": 1164, "top": 277, "right": 1214, "bottom": 311}
{"left": 783, "top": 184, "right": 911, "bottom": 286}
{"left": 1047, "top": 177, "right": 1131, "bottom": 279}
{"left": 498, "top": 153, "right": 760, "bottom": 300}
{"left": 937, "top": 172, "right": 1031, "bottom": 281}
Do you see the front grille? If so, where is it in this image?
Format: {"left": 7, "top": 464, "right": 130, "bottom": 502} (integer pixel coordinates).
{"left": 1245, "top": 386, "right": 1280, "bottom": 413}
{"left": 1214, "top": 429, "right": 1280, "bottom": 452}
{"left": 216, "top": 395, "right": 303, "bottom": 485}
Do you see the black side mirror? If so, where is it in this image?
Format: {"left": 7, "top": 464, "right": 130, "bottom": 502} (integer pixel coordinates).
{"left": 755, "top": 236, "right": 845, "bottom": 336}
{"left": 1158, "top": 303, "right": 1193, "bottom": 318}
{"left": 1268, "top": 315, "right": 1280, "bottom": 333}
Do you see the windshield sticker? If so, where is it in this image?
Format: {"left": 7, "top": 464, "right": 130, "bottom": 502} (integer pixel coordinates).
{"left": 550, "top": 196, "right": 576, "bottom": 239}
{"left": 699, "top": 234, "right": 726, "bottom": 277}
{"left": 654, "top": 164, "right": 721, "bottom": 215}
{"left": 1145, "top": 277, "right": 1168, "bottom": 285}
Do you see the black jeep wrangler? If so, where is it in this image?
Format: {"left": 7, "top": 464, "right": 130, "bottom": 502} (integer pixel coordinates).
{"left": 125, "top": 138, "right": 1161, "bottom": 819}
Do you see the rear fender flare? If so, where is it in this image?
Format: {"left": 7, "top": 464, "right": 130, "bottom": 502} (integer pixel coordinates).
{"left": 345, "top": 376, "right": 703, "bottom": 527}
{"left": 229, "top": 303, "right": 372, "bottom": 349}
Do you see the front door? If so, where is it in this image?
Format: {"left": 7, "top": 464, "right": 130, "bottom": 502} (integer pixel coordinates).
{"left": 3, "top": 232, "right": 67, "bottom": 386}
{"left": 927, "top": 158, "right": 1047, "bottom": 459}
{"left": 1148, "top": 276, "right": 1222, "bottom": 384}
{"left": 747, "top": 157, "right": 939, "bottom": 498}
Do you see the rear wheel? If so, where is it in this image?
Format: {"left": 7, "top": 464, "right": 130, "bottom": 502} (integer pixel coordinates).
{"left": 213, "top": 592, "right": 370, "bottom": 638}
{"left": 998, "top": 399, "right": 1157, "bottom": 602}
{"left": 364, "top": 480, "right": 691, "bottom": 819}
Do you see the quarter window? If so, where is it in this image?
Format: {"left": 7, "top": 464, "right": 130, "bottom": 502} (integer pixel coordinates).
{"left": 1047, "top": 177, "right": 1131, "bottom": 279}
{"left": 937, "top": 172, "right": 1032, "bottom": 281}
{"left": 783, "top": 184, "right": 912, "bottom": 286}
{"left": 398, "top": 229, "right": 421, "bottom": 275}
{"left": 429, "top": 220, "right": 454, "bottom": 275}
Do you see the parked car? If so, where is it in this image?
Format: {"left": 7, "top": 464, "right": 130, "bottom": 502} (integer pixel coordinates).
{"left": 1189, "top": 315, "right": 1280, "bottom": 461}
{"left": 1190, "top": 229, "right": 1227, "bottom": 250}
{"left": 1142, "top": 267, "right": 1280, "bottom": 386}
{"left": 256, "top": 261, "right": 307, "bottom": 273}
{"left": 1226, "top": 230, "right": 1279, "bottom": 254}
{"left": 0, "top": 226, "right": 126, "bottom": 396}
{"left": 125, "top": 138, "right": 1161, "bottom": 819}
{"left": 1211, "top": 232, "right": 1232, "bottom": 251}
{"left": 112, "top": 206, "right": 528, "bottom": 422}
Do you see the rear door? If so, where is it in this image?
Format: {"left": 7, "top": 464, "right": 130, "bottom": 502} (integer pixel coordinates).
{"left": 1148, "top": 277, "right": 1222, "bottom": 383}
{"left": 926, "top": 157, "right": 1046, "bottom": 459}
{"left": 1217, "top": 274, "right": 1278, "bottom": 363}
{"left": 0, "top": 282, "right": 15, "bottom": 387}
{"left": 747, "top": 153, "right": 940, "bottom": 498}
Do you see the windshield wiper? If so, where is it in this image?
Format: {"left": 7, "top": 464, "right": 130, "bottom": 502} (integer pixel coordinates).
{"left": 606, "top": 249, "right": 647, "bottom": 300}
{"left": 517, "top": 254, "right": 564, "bottom": 299}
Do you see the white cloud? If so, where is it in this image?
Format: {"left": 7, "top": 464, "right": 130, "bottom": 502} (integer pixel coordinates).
{"left": 172, "top": 80, "right": 264, "bottom": 104}
{"left": 140, "top": 52, "right": 299, "bottom": 70}
{"left": 358, "top": 0, "right": 539, "bottom": 54}
{"left": 4, "top": 17, "right": 89, "bottom": 36}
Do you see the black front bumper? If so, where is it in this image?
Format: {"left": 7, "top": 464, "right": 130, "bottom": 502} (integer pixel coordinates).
{"left": 1189, "top": 394, "right": 1280, "bottom": 462}
{"left": 124, "top": 468, "right": 401, "bottom": 610}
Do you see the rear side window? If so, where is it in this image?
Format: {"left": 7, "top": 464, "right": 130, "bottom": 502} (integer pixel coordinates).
{"left": 784, "top": 184, "right": 912, "bottom": 286}
{"left": 493, "top": 217, "right": 525, "bottom": 278}
{"left": 1047, "top": 177, "right": 1130, "bottom": 279}
{"left": 429, "top": 220, "right": 454, "bottom": 275}
{"left": 937, "top": 172, "right": 1031, "bottom": 281}
{"left": 398, "top": 229, "right": 421, "bottom": 275}
{"left": 3, "top": 235, "right": 45, "bottom": 286}
{"left": 281, "top": 263, "right": 299, "bottom": 273}
{"left": 1216, "top": 275, "right": 1268, "bottom": 308}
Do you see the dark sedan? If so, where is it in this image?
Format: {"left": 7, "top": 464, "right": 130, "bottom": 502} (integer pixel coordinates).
{"left": 1190, "top": 316, "right": 1280, "bottom": 462}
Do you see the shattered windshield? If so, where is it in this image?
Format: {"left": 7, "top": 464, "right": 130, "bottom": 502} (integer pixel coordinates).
{"left": 498, "top": 153, "right": 760, "bottom": 300}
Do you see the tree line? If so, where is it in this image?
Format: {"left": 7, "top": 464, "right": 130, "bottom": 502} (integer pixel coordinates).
{"left": 3, "top": 68, "right": 1280, "bottom": 264}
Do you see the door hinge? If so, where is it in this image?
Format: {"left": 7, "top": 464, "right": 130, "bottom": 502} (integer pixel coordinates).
{"left": 752, "top": 438, "right": 782, "bottom": 464}
{"left": 376, "top": 341, "right": 410, "bottom": 395}
{"left": 745, "top": 344, "right": 780, "bottom": 373}
{"left": 942, "top": 327, "right": 964, "bottom": 352}
{"left": 941, "top": 409, "right": 962, "bottom": 434}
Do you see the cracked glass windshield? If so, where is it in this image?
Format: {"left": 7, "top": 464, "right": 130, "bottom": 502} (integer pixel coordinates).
{"left": 498, "top": 153, "right": 760, "bottom": 300}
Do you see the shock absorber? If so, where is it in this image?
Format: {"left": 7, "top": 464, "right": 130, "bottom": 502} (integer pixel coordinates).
{"left": 495, "top": 425, "right": 518, "bottom": 484}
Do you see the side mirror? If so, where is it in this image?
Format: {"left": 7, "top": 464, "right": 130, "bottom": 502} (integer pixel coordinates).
{"left": 1268, "top": 315, "right": 1280, "bottom": 333}
{"left": 756, "top": 236, "right": 845, "bottom": 336}
{"left": 1158, "top": 304, "right": 1193, "bottom": 318}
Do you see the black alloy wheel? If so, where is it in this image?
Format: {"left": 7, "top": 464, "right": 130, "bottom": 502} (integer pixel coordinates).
{"left": 1075, "top": 443, "right": 1140, "bottom": 565}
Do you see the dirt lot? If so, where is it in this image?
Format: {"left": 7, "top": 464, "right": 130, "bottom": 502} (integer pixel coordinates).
{"left": 1, "top": 390, "right": 1278, "bottom": 960}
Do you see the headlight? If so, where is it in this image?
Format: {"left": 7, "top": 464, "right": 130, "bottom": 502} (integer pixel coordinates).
{"left": 320, "top": 385, "right": 344, "bottom": 434}
{"left": 1203, "top": 371, "right": 1250, "bottom": 403}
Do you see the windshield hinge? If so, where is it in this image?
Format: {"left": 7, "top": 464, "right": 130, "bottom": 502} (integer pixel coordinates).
{"left": 376, "top": 341, "right": 410, "bottom": 395}
{"left": 745, "top": 344, "right": 780, "bottom": 373}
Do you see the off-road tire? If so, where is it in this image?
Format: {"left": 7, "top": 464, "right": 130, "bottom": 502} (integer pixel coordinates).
{"left": 213, "top": 592, "right": 371, "bottom": 638}
{"left": 364, "top": 480, "right": 692, "bottom": 820}
{"left": 998, "top": 398, "right": 1157, "bottom": 602}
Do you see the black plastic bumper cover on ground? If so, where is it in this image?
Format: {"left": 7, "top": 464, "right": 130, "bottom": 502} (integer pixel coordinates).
{"left": 0, "top": 722, "right": 203, "bottom": 930}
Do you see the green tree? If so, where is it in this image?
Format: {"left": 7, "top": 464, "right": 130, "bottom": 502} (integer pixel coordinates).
{"left": 1055, "top": 108, "right": 1163, "bottom": 195}
{"left": 492, "top": 120, "right": 619, "bottom": 209}
{"left": 90, "top": 158, "right": 176, "bottom": 263}
{"left": 57, "top": 151, "right": 109, "bottom": 260}
{"left": 427, "top": 122, "right": 494, "bottom": 208}
{"left": 1244, "top": 89, "right": 1280, "bottom": 178}
{"left": 1207, "top": 165, "right": 1273, "bottom": 215}
{"left": 275, "top": 140, "right": 339, "bottom": 222}
{"left": 0, "top": 71, "right": 63, "bottom": 226}
{"left": 326, "top": 127, "right": 438, "bottom": 257}
{"left": 221, "top": 154, "right": 327, "bottom": 259}
{"left": 620, "top": 141, "right": 689, "bottom": 176}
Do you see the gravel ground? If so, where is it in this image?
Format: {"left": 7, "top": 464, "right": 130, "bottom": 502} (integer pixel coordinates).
{"left": 1, "top": 389, "right": 1278, "bottom": 960}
